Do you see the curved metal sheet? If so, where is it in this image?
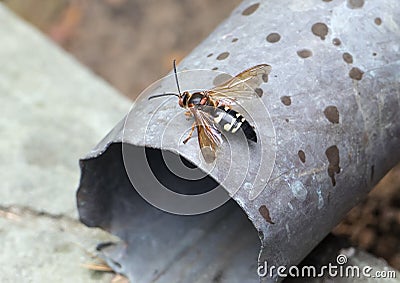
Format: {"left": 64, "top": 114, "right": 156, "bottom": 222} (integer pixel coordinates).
{"left": 77, "top": 0, "right": 400, "bottom": 282}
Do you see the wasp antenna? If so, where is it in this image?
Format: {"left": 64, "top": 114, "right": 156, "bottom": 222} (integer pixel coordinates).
{"left": 173, "top": 59, "right": 182, "bottom": 97}
{"left": 148, "top": 93, "right": 179, "bottom": 100}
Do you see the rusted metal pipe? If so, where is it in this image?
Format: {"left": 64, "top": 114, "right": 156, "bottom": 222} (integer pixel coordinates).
{"left": 77, "top": 0, "right": 400, "bottom": 281}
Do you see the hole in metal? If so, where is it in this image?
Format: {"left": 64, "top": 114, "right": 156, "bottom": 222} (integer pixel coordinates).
{"left": 242, "top": 3, "right": 260, "bottom": 16}
{"left": 216, "top": 52, "right": 230, "bottom": 60}
{"left": 349, "top": 67, "right": 364, "bottom": 81}
{"left": 342, "top": 52, "right": 353, "bottom": 64}
{"left": 311, "top": 23, "right": 328, "bottom": 40}
{"left": 297, "top": 49, "right": 313, "bottom": 58}
{"left": 266, "top": 32, "right": 281, "bottom": 43}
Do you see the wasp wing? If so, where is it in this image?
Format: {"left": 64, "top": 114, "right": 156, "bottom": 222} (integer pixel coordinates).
{"left": 190, "top": 108, "right": 222, "bottom": 163}
{"left": 209, "top": 64, "right": 271, "bottom": 100}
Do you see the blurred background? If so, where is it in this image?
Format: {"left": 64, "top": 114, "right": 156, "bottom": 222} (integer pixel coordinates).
{"left": 3, "top": 0, "right": 399, "bottom": 272}
{"left": 2, "top": 0, "right": 241, "bottom": 99}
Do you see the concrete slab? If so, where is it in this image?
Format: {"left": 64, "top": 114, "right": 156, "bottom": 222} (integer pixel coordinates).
{"left": 0, "top": 4, "right": 131, "bottom": 282}
{"left": 0, "top": 206, "right": 119, "bottom": 283}
{"left": 0, "top": 3, "right": 131, "bottom": 217}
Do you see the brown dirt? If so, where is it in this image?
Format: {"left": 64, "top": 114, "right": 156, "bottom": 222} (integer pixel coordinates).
{"left": 4, "top": 0, "right": 240, "bottom": 98}
{"left": 333, "top": 164, "right": 400, "bottom": 269}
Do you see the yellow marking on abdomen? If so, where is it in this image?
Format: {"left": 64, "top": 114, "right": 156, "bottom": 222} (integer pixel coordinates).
{"left": 224, "top": 123, "right": 233, "bottom": 131}
{"left": 214, "top": 113, "right": 224, "bottom": 124}
{"left": 223, "top": 118, "right": 236, "bottom": 131}
{"left": 231, "top": 122, "right": 242, "bottom": 133}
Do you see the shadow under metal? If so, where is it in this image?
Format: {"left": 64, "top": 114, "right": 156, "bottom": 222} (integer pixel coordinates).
{"left": 77, "top": 143, "right": 261, "bottom": 283}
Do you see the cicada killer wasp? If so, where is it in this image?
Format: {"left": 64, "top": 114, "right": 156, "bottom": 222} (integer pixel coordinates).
{"left": 149, "top": 61, "right": 271, "bottom": 163}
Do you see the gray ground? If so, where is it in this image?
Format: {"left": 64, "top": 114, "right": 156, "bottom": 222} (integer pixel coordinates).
{"left": 0, "top": 5, "right": 130, "bottom": 282}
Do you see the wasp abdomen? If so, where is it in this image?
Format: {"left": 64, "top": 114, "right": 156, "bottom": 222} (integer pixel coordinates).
{"left": 213, "top": 106, "right": 257, "bottom": 143}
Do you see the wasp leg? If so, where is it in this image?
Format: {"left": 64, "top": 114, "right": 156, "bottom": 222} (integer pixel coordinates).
{"left": 183, "top": 122, "right": 196, "bottom": 144}
{"left": 184, "top": 111, "right": 192, "bottom": 120}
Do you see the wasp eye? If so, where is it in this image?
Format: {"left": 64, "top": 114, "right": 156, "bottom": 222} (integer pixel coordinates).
{"left": 182, "top": 93, "right": 188, "bottom": 105}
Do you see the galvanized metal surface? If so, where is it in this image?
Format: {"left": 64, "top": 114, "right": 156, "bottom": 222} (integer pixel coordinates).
{"left": 77, "top": 0, "right": 400, "bottom": 282}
